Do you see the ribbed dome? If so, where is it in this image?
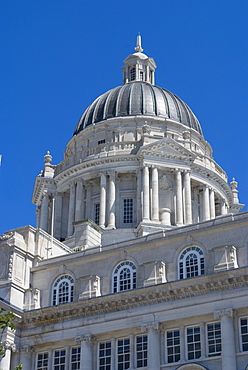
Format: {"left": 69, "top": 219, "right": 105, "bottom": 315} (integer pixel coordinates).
{"left": 73, "top": 82, "right": 202, "bottom": 136}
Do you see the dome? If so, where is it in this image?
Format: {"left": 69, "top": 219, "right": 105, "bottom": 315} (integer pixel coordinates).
{"left": 73, "top": 81, "right": 203, "bottom": 136}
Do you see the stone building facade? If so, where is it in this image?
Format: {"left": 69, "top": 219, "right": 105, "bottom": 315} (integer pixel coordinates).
{"left": 0, "top": 36, "right": 247, "bottom": 370}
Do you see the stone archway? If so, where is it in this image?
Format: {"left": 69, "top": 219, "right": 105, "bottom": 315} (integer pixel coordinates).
{"left": 176, "top": 364, "right": 208, "bottom": 370}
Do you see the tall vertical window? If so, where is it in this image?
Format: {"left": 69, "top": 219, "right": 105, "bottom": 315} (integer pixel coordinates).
{"left": 36, "top": 352, "right": 48, "bottom": 370}
{"left": 113, "top": 261, "right": 137, "bottom": 293}
{"left": 166, "top": 329, "right": 180, "bottom": 363}
{"left": 99, "top": 341, "right": 111, "bottom": 370}
{"left": 52, "top": 275, "right": 74, "bottom": 306}
{"left": 136, "top": 335, "right": 147, "bottom": 368}
{"left": 95, "top": 203, "right": 100, "bottom": 225}
{"left": 54, "top": 349, "right": 66, "bottom": 370}
{"left": 130, "top": 68, "right": 136, "bottom": 81}
{"left": 123, "top": 199, "right": 133, "bottom": 224}
{"left": 71, "top": 347, "right": 81, "bottom": 370}
{"left": 207, "top": 322, "right": 221, "bottom": 356}
{"left": 117, "top": 338, "right": 130, "bottom": 370}
{"left": 187, "top": 326, "right": 201, "bottom": 360}
{"left": 240, "top": 317, "right": 248, "bottom": 351}
{"left": 179, "top": 246, "right": 204, "bottom": 279}
{"left": 140, "top": 71, "right": 144, "bottom": 81}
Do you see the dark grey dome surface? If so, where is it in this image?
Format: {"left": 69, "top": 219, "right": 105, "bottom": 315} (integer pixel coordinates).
{"left": 73, "top": 82, "right": 202, "bottom": 136}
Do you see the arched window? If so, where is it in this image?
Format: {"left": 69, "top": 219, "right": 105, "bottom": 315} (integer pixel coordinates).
{"left": 179, "top": 247, "right": 204, "bottom": 280}
{"left": 113, "top": 261, "right": 137, "bottom": 293}
{"left": 52, "top": 275, "right": 74, "bottom": 306}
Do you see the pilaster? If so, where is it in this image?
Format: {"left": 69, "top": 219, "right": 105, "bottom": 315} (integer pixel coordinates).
{"left": 214, "top": 308, "right": 237, "bottom": 370}
{"left": 141, "top": 321, "right": 161, "bottom": 370}
{"left": 76, "top": 334, "right": 95, "bottom": 370}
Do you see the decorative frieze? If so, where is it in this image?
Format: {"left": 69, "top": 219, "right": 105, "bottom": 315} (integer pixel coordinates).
{"left": 22, "top": 270, "right": 248, "bottom": 328}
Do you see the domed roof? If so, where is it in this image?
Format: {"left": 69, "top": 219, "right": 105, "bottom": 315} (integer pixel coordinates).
{"left": 73, "top": 81, "right": 202, "bottom": 136}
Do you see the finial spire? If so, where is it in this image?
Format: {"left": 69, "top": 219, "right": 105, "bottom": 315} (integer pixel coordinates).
{"left": 134, "top": 34, "right": 143, "bottom": 52}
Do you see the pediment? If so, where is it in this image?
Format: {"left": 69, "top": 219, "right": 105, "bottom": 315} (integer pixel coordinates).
{"left": 138, "top": 137, "right": 196, "bottom": 162}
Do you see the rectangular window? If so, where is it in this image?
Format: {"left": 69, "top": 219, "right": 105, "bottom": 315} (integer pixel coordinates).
{"left": 166, "top": 329, "right": 180, "bottom": 363}
{"left": 136, "top": 335, "right": 147, "bottom": 368}
{"left": 37, "top": 352, "right": 48, "bottom": 370}
{"left": 95, "top": 203, "right": 100, "bottom": 225}
{"left": 98, "top": 139, "right": 106, "bottom": 145}
{"left": 123, "top": 199, "right": 133, "bottom": 224}
{"left": 207, "top": 322, "right": 221, "bottom": 356}
{"left": 240, "top": 317, "right": 248, "bottom": 351}
{"left": 117, "top": 338, "right": 130, "bottom": 370}
{"left": 99, "top": 341, "right": 111, "bottom": 370}
{"left": 187, "top": 326, "right": 201, "bottom": 360}
{"left": 71, "top": 347, "right": 80, "bottom": 370}
{"left": 54, "top": 349, "right": 66, "bottom": 370}
{"left": 140, "top": 71, "right": 144, "bottom": 81}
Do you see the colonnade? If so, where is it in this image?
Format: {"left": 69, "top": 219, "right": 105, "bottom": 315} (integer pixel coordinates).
{"left": 37, "top": 165, "right": 228, "bottom": 239}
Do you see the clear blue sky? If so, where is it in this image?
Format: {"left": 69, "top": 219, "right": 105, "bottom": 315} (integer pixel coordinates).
{"left": 0, "top": 0, "right": 247, "bottom": 235}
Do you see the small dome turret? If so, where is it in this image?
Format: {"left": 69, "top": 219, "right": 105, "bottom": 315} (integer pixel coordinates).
{"left": 121, "top": 34, "right": 156, "bottom": 84}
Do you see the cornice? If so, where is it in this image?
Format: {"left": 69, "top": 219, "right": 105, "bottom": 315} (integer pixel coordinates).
{"left": 54, "top": 156, "right": 139, "bottom": 186}
{"left": 22, "top": 268, "right": 248, "bottom": 329}
{"left": 191, "top": 163, "right": 232, "bottom": 203}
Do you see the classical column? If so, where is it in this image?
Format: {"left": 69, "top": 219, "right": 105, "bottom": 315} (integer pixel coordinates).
{"left": 141, "top": 322, "right": 160, "bottom": 370}
{"left": 68, "top": 183, "right": 76, "bottom": 236}
{"left": 184, "top": 170, "right": 192, "bottom": 225}
{"left": 151, "top": 166, "right": 159, "bottom": 221}
{"left": 36, "top": 206, "right": 41, "bottom": 229}
{"left": 192, "top": 188, "right": 199, "bottom": 223}
{"left": 107, "top": 172, "right": 116, "bottom": 229}
{"left": 99, "top": 173, "right": 106, "bottom": 228}
{"left": 85, "top": 182, "right": 91, "bottom": 219}
{"left": 175, "top": 169, "right": 183, "bottom": 226}
{"left": 220, "top": 199, "right": 227, "bottom": 215}
{"left": 136, "top": 169, "right": 142, "bottom": 224}
{"left": 75, "top": 181, "right": 83, "bottom": 222}
{"left": 214, "top": 308, "right": 237, "bottom": 370}
{"left": 54, "top": 192, "right": 62, "bottom": 240}
{"left": 209, "top": 188, "right": 216, "bottom": 219}
{"left": 79, "top": 334, "right": 95, "bottom": 370}
{"left": 143, "top": 165, "right": 150, "bottom": 221}
{"left": 202, "top": 184, "right": 210, "bottom": 221}
{"left": 0, "top": 341, "right": 12, "bottom": 370}
{"left": 40, "top": 191, "right": 49, "bottom": 231}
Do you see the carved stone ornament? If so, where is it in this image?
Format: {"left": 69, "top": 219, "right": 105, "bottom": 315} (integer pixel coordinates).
{"left": 159, "top": 175, "right": 172, "bottom": 191}
{"left": 141, "top": 321, "right": 161, "bottom": 332}
{"left": 75, "top": 334, "right": 95, "bottom": 343}
{"left": 0, "top": 232, "right": 14, "bottom": 241}
{"left": 214, "top": 308, "right": 234, "bottom": 319}
{"left": 20, "top": 345, "right": 34, "bottom": 353}
{"left": 142, "top": 124, "right": 151, "bottom": 134}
